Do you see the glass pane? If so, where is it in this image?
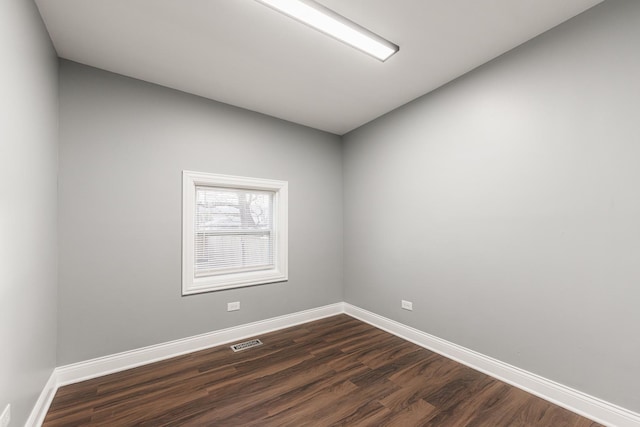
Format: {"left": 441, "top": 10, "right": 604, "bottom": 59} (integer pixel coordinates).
{"left": 194, "top": 186, "right": 274, "bottom": 274}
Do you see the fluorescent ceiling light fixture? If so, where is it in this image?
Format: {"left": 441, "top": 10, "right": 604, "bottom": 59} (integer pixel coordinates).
{"left": 255, "top": 0, "right": 399, "bottom": 61}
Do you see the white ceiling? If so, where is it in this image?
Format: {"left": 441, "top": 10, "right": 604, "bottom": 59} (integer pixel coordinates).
{"left": 35, "top": 0, "right": 603, "bottom": 135}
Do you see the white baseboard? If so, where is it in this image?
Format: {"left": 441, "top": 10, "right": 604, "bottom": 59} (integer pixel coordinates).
{"left": 344, "top": 303, "right": 640, "bottom": 427}
{"left": 56, "top": 303, "right": 344, "bottom": 386}
{"left": 27, "top": 301, "right": 640, "bottom": 427}
{"left": 25, "top": 371, "right": 57, "bottom": 427}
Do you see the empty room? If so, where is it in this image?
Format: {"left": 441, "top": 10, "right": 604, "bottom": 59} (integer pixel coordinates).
{"left": 2, "top": 0, "right": 639, "bottom": 425}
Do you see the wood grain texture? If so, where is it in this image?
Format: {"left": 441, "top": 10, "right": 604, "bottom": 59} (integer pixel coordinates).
{"left": 44, "top": 315, "right": 602, "bottom": 426}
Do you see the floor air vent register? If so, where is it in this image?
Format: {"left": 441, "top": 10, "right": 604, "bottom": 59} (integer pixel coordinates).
{"left": 230, "top": 339, "right": 263, "bottom": 352}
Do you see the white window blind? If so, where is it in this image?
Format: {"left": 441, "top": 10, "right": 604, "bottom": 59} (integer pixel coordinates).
{"left": 195, "top": 186, "right": 275, "bottom": 276}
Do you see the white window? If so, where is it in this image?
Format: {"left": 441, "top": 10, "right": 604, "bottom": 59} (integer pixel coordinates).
{"left": 182, "top": 171, "right": 288, "bottom": 294}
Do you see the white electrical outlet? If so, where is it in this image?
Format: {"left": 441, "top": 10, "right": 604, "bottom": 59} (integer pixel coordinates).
{"left": 0, "top": 404, "right": 10, "bottom": 427}
{"left": 227, "top": 301, "right": 240, "bottom": 312}
{"left": 401, "top": 300, "right": 413, "bottom": 311}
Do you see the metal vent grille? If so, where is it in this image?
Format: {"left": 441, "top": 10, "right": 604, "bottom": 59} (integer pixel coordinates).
{"left": 230, "top": 339, "right": 263, "bottom": 352}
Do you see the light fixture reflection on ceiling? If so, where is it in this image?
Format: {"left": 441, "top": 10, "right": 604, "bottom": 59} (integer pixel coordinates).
{"left": 254, "top": 0, "right": 399, "bottom": 62}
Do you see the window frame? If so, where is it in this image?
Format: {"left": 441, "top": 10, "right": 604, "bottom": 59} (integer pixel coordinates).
{"left": 182, "top": 170, "right": 288, "bottom": 295}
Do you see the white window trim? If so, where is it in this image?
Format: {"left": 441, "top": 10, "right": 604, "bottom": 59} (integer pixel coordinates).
{"left": 182, "top": 171, "right": 288, "bottom": 295}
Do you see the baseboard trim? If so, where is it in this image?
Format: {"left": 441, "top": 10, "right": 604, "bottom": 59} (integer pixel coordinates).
{"left": 26, "top": 371, "right": 57, "bottom": 427}
{"left": 56, "top": 303, "right": 344, "bottom": 387}
{"left": 344, "top": 303, "right": 640, "bottom": 427}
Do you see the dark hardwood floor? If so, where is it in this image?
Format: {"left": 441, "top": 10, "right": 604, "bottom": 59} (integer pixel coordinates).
{"left": 44, "top": 315, "right": 602, "bottom": 426}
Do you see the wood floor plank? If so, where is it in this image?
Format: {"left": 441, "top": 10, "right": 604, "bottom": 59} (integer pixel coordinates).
{"left": 263, "top": 359, "right": 369, "bottom": 418}
{"left": 377, "top": 398, "right": 439, "bottom": 426}
{"left": 43, "top": 314, "right": 603, "bottom": 426}
{"left": 422, "top": 380, "right": 507, "bottom": 426}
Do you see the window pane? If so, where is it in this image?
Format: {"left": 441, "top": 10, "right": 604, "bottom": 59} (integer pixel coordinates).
{"left": 194, "top": 186, "right": 274, "bottom": 275}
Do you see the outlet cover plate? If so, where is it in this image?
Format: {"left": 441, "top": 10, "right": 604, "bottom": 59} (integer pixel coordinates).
{"left": 1, "top": 404, "right": 10, "bottom": 427}
{"left": 227, "top": 301, "right": 240, "bottom": 311}
{"left": 401, "top": 300, "right": 413, "bottom": 311}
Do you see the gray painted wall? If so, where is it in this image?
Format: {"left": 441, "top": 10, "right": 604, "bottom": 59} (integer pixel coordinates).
{"left": 343, "top": 0, "right": 640, "bottom": 412}
{"left": 57, "top": 60, "right": 343, "bottom": 365}
{"left": 0, "top": 0, "right": 58, "bottom": 424}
